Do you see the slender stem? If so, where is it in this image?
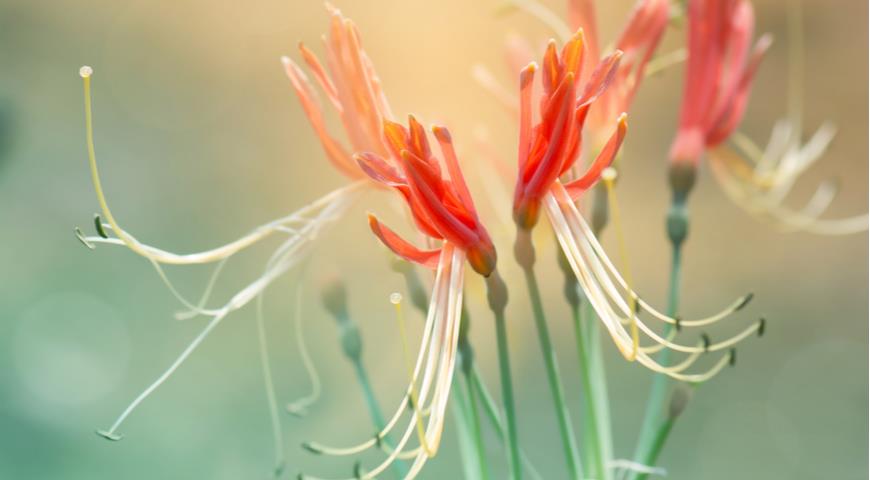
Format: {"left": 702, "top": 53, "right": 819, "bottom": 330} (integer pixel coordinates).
{"left": 630, "top": 162, "right": 695, "bottom": 480}
{"left": 492, "top": 306, "right": 524, "bottom": 480}
{"left": 572, "top": 301, "right": 614, "bottom": 480}
{"left": 470, "top": 367, "right": 545, "bottom": 480}
{"left": 521, "top": 265, "right": 583, "bottom": 480}
{"left": 352, "top": 362, "right": 386, "bottom": 429}
{"left": 453, "top": 376, "right": 484, "bottom": 480}
{"left": 465, "top": 370, "right": 491, "bottom": 480}
{"left": 584, "top": 302, "right": 614, "bottom": 480}
{"left": 630, "top": 244, "right": 682, "bottom": 480}
{"left": 642, "top": 419, "right": 675, "bottom": 476}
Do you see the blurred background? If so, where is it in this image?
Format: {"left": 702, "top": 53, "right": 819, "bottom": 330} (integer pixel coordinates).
{"left": 0, "top": 0, "right": 866, "bottom": 478}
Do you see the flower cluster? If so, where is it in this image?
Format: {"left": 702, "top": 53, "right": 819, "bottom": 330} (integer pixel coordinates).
{"left": 73, "top": 1, "right": 865, "bottom": 479}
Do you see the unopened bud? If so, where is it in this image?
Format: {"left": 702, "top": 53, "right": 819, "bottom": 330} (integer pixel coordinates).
{"left": 320, "top": 277, "right": 349, "bottom": 320}
{"left": 668, "top": 384, "right": 693, "bottom": 420}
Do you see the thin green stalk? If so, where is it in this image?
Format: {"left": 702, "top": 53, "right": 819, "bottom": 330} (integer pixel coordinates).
{"left": 320, "top": 279, "right": 408, "bottom": 478}
{"left": 571, "top": 303, "right": 597, "bottom": 479}
{"left": 493, "top": 306, "right": 523, "bottom": 479}
{"left": 453, "top": 374, "right": 484, "bottom": 480}
{"left": 458, "top": 311, "right": 490, "bottom": 480}
{"left": 631, "top": 164, "right": 694, "bottom": 479}
{"left": 470, "top": 367, "right": 544, "bottom": 480}
{"left": 521, "top": 265, "right": 582, "bottom": 480}
{"left": 352, "top": 362, "right": 386, "bottom": 429}
{"left": 630, "top": 245, "right": 681, "bottom": 480}
{"left": 486, "top": 272, "right": 523, "bottom": 480}
{"left": 643, "top": 418, "right": 675, "bottom": 474}
{"left": 571, "top": 300, "right": 614, "bottom": 480}
{"left": 465, "top": 370, "right": 491, "bottom": 480}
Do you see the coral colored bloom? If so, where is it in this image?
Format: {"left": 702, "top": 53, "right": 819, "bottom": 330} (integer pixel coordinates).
{"left": 304, "top": 117, "right": 493, "bottom": 479}
{"left": 509, "top": 27, "right": 762, "bottom": 380}
{"left": 569, "top": 0, "right": 671, "bottom": 136}
{"left": 512, "top": 30, "right": 628, "bottom": 229}
{"left": 282, "top": 4, "right": 393, "bottom": 180}
{"left": 669, "top": 0, "right": 772, "bottom": 165}
{"left": 360, "top": 116, "right": 497, "bottom": 277}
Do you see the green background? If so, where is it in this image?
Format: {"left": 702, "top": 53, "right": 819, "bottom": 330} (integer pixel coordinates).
{"left": 0, "top": 0, "right": 866, "bottom": 478}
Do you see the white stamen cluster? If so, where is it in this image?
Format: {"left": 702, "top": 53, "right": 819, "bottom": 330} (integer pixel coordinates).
{"left": 545, "top": 183, "right": 761, "bottom": 382}
{"left": 301, "top": 246, "right": 466, "bottom": 479}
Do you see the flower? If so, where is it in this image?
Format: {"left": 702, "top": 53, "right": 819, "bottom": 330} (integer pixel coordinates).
{"left": 475, "top": 0, "right": 669, "bottom": 143}
{"left": 281, "top": 3, "right": 393, "bottom": 180}
{"left": 302, "top": 116, "right": 496, "bottom": 479}
{"left": 568, "top": 0, "right": 671, "bottom": 140}
{"left": 512, "top": 28, "right": 627, "bottom": 229}
{"left": 512, "top": 30, "right": 763, "bottom": 380}
{"left": 77, "top": 5, "right": 397, "bottom": 448}
{"left": 362, "top": 116, "right": 497, "bottom": 276}
{"left": 705, "top": 2, "right": 868, "bottom": 235}
{"left": 669, "top": 0, "right": 772, "bottom": 166}
{"left": 713, "top": 118, "right": 868, "bottom": 235}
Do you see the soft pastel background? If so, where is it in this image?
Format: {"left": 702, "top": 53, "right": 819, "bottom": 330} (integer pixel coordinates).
{"left": 0, "top": 0, "right": 866, "bottom": 479}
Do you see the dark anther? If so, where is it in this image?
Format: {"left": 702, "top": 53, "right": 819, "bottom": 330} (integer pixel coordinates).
{"left": 406, "top": 394, "right": 415, "bottom": 411}
{"left": 674, "top": 316, "right": 682, "bottom": 332}
{"left": 729, "top": 348, "right": 737, "bottom": 367}
{"left": 93, "top": 214, "right": 108, "bottom": 238}
{"left": 736, "top": 293, "right": 754, "bottom": 311}
{"left": 701, "top": 333, "right": 711, "bottom": 352}
{"left": 353, "top": 461, "right": 364, "bottom": 479}
{"left": 633, "top": 296, "right": 642, "bottom": 314}
{"left": 757, "top": 318, "right": 766, "bottom": 337}
{"left": 374, "top": 432, "right": 383, "bottom": 448}
{"left": 301, "top": 442, "right": 321, "bottom": 455}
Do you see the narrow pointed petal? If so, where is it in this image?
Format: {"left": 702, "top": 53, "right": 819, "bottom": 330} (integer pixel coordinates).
{"left": 282, "top": 57, "right": 358, "bottom": 179}
{"left": 367, "top": 214, "right": 442, "bottom": 269}
{"left": 564, "top": 113, "right": 628, "bottom": 198}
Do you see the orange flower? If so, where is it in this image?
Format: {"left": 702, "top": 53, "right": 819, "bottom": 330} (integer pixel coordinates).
{"left": 570, "top": 0, "right": 671, "bottom": 137}
{"left": 360, "top": 116, "right": 497, "bottom": 277}
{"left": 282, "top": 3, "right": 393, "bottom": 180}
{"left": 669, "top": 0, "right": 772, "bottom": 165}
{"left": 512, "top": 30, "right": 628, "bottom": 229}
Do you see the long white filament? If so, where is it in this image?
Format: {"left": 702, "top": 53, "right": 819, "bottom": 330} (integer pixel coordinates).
{"left": 97, "top": 186, "right": 354, "bottom": 440}
{"left": 711, "top": 141, "right": 868, "bottom": 235}
{"left": 301, "top": 246, "right": 466, "bottom": 480}
{"left": 553, "top": 183, "right": 754, "bottom": 329}
{"left": 82, "top": 181, "right": 366, "bottom": 265}
{"left": 544, "top": 185, "right": 745, "bottom": 382}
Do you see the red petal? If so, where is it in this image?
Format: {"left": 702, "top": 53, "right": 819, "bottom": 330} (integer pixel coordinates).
{"left": 578, "top": 50, "right": 624, "bottom": 106}
{"left": 564, "top": 113, "right": 628, "bottom": 199}
{"left": 542, "top": 40, "right": 562, "bottom": 96}
{"left": 355, "top": 152, "right": 404, "bottom": 186}
{"left": 367, "top": 214, "right": 441, "bottom": 269}
{"left": 282, "top": 57, "right": 358, "bottom": 179}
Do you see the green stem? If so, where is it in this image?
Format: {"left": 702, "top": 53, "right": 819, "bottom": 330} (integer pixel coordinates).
{"left": 453, "top": 375, "right": 484, "bottom": 480}
{"left": 572, "top": 300, "right": 613, "bottom": 480}
{"left": 630, "top": 244, "right": 682, "bottom": 480}
{"left": 643, "top": 419, "right": 675, "bottom": 475}
{"left": 352, "top": 361, "right": 387, "bottom": 429}
{"left": 521, "top": 265, "right": 583, "bottom": 479}
{"left": 492, "top": 306, "right": 523, "bottom": 480}
{"left": 470, "top": 367, "right": 544, "bottom": 480}
{"left": 465, "top": 370, "right": 491, "bottom": 480}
